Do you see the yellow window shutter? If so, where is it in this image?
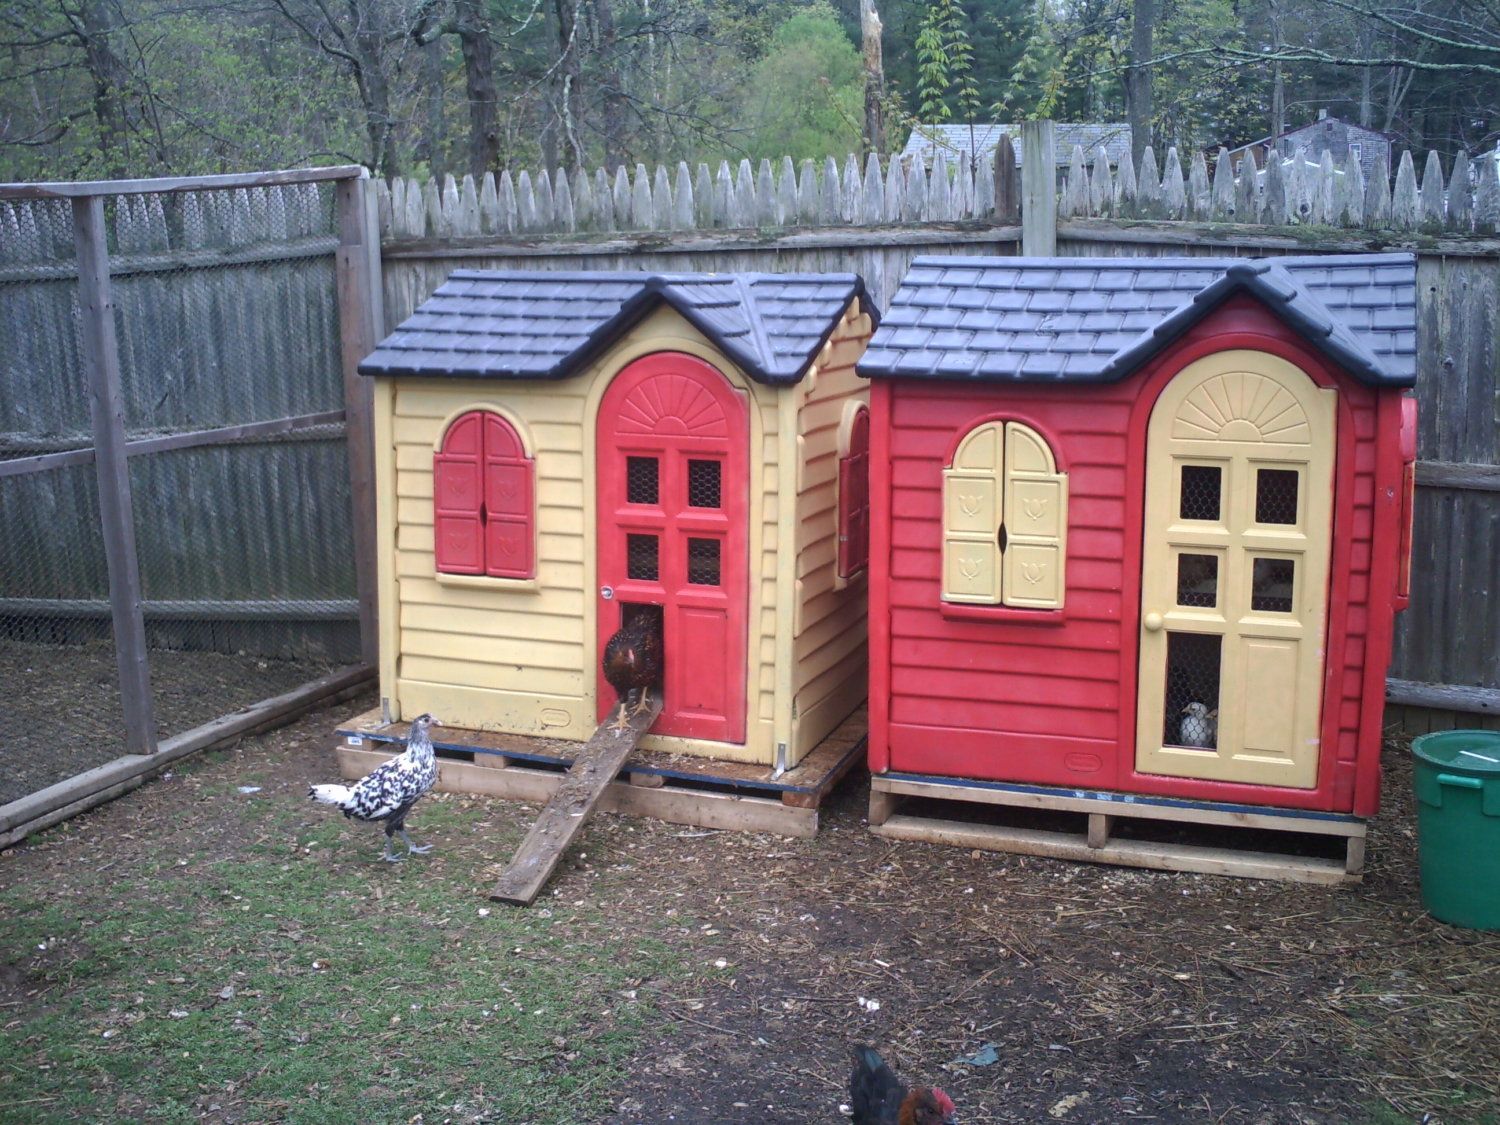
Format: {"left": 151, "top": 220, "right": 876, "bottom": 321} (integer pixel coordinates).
{"left": 1001, "top": 422, "right": 1067, "bottom": 609}
{"left": 942, "top": 422, "right": 1004, "bottom": 604}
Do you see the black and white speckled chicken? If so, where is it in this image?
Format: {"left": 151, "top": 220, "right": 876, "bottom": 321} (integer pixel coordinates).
{"left": 309, "top": 714, "right": 440, "bottom": 862}
{"left": 602, "top": 605, "right": 664, "bottom": 733}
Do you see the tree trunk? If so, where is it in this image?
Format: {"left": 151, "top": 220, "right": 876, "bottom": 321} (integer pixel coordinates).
{"left": 860, "top": 0, "right": 886, "bottom": 154}
{"left": 78, "top": 0, "right": 131, "bottom": 178}
{"left": 1125, "top": 0, "right": 1155, "bottom": 165}
{"left": 454, "top": 0, "right": 501, "bottom": 176}
{"left": 421, "top": 35, "right": 446, "bottom": 176}
{"left": 352, "top": 46, "right": 397, "bottom": 177}
{"left": 1357, "top": 20, "right": 1374, "bottom": 128}
{"left": 594, "top": 0, "right": 626, "bottom": 167}
{"left": 1269, "top": 0, "right": 1285, "bottom": 141}
{"left": 553, "top": 0, "right": 585, "bottom": 167}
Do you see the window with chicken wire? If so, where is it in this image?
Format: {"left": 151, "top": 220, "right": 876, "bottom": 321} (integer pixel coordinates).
{"left": 687, "top": 538, "right": 720, "bottom": 585}
{"left": 626, "top": 456, "right": 659, "bottom": 505}
{"left": 1255, "top": 468, "right": 1300, "bottom": 525}
{"left": 1175, "top": 553, "right": 1219, "bottom": 608}
{"left": 627, "top": 534, "right": 659, "bottom": 581}
{"left": 687, "top": 459, "right": 721, "bottom": 508}
{"left": 1163, "top": 631, "right": 1221, "bottom": 749}
{"left": 1251, "top": 557, "right": 1296, "bottom": 613}
{"left": 1179, "top": 465, "right": 1222, "bottom": 522}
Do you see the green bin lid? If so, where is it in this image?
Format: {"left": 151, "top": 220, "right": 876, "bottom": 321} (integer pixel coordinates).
{"left": 1412, "top": 730, "right": 1500, "bottom": 775}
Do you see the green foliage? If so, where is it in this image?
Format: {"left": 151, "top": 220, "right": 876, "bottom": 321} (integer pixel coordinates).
{"left": 916, "top": 0, "right": 981, "bottom": 124}
{"left": 737, "top": 3, "right": 864, "bottom": 162}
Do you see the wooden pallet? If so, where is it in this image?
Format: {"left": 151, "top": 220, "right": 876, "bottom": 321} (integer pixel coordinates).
{"left": 332, "top": 706, "right": 866, "bottom": 840}
{"left": 869, "top": 773, "right": 1367, "bottom": 886}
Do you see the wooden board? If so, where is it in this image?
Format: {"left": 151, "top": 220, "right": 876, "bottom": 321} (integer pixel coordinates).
{"left": 871, "top": 813, "right": 1356, "bottom": 886}
{"left": 489, "top": 695, "right": 662, "bottom": 906}
{"left": 869, "top": 773, "right": 1366, "bottom": 886}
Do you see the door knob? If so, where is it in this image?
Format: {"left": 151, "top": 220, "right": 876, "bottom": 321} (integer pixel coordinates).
{"left": 1143, "top": 611, "right": 1164, "bottom": 632}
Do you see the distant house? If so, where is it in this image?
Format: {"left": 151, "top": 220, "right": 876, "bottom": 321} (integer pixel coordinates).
{"left": 901, "top": 122, "right": 1132, "bottom": 173}
{"left": 1230, "top": 111, "right": 1393, "bottom": 181}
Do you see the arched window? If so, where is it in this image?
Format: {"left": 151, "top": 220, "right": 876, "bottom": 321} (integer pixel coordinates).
{"left": 433, "top": 410, "right": 535, "bottom": 579}
{"left": 837, "top": 403, "right": 871, "bottom": 581}
{"left": 942, "top": 420, "right": 1067, "bottom": 609}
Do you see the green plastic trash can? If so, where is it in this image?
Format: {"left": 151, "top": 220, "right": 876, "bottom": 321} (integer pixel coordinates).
{"left": 1411, "top": 730, "right": 1500, "bottom": 930}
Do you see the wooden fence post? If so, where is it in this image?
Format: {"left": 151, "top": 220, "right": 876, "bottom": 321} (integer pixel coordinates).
{"left": 994, "top": 134, "right": 1019, "bottom": 224}
{"left": 1021, "top": 120, "right": 1057, "bottom": 255}
{"left": 335, "top": 174, "right": 383, "bottom": 668}
{"left": 72, "top": 195, "right": 158, "bottom": 755}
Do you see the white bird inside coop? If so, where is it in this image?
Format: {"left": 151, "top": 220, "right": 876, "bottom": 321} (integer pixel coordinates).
{"left": 1179, "top": 702, "right": 1218, "bottom": 748}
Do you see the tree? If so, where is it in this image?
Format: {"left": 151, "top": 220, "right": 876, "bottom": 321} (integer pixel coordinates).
{"left": 262, "top": 0, "right": 425, "bottom": 176}
{"left": 1126, "top": 0, "right": 1154, "bottom": 164}
{"left": 915, "top": 0, "right": 979, "bottom": 124}
{"left": 738, "top": 3, "right": 863, "bottom": 161}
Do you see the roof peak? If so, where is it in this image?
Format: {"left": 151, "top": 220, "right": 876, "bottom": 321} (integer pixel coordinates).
{"left": 861, "top": 253, "right": 1415, "bottom": 388}
{"left": 361, "top": 269, "right": 872, "bottom": 385}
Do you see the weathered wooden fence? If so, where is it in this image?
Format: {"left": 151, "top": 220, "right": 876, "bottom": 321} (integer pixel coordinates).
{"left": 0, "top": 177, "right": 371, "bottom": 668}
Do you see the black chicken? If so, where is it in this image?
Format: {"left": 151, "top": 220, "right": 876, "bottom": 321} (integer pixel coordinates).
{"left": 850, "top": 1045, "right": 958, "bottom": 1125}
{"left": 602, "top": 605, "right": 664, "bottom": 733}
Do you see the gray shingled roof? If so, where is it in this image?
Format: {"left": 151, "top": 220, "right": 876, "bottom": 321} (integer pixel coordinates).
{"left": 858, "top": 253, "right": 1417, "bottom": 387}
{"left": 359, "top": 270, "right": 873, "bottom": 385}
{"left": 901, "top": 122, "right": 1131, "bottom": 168}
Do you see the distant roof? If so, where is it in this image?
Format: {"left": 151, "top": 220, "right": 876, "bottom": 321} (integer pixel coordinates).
{"left": 858, "top": 253, "right": 1416, "bottom": 387}
{"left": 901, "top": 123, "right": 1132, "bottom": 168}
{"left": 1230, "top": 114, "right": 1395, "bottom": 153}
{"left": 360, "top": 270, "right": 874, "bottom": 385}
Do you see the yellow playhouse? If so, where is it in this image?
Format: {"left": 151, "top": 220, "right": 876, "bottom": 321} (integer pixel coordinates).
{"left": 351, "top": 270, "right": 876, "bottom": 789}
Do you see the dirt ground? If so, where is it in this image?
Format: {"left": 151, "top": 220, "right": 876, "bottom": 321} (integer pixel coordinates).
{"left": 0, "top": 641, "right": 340, "bottom": 805}
{"left": 5, "top": 697, "right": 1499, "bottom": 1124}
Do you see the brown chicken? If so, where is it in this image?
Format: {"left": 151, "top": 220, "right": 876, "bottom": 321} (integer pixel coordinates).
{"left": 850, "top": 1045, "right": 957, "bottom": 1125}
{"left": 602, "top": 604, "right": 664, "bottom": 732}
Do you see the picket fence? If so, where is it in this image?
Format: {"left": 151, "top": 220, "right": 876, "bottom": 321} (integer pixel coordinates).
{"left": 375, "top": 142, "right": 1500, "bottom": 240}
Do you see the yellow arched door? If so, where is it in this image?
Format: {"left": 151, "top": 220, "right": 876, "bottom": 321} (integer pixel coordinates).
{"left": 1135, "top": 350, "right": 1336, "bottom": 789}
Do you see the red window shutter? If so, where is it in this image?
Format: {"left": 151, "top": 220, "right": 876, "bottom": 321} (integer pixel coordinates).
{"left": 838, "top": 406, "right": 871, "bottom": 580}
{"left": 434, "top": 412, "right": 484, "bottom": 574}
{"left": 483, "top": 413, "right": 535, "bottom": 579}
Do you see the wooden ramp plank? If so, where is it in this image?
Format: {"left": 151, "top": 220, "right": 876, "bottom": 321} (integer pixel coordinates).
{"left": 490, "top": 696, "right": 662, "bottom": 906}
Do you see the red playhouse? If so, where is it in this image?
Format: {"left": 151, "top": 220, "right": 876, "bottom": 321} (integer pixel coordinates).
{"left": 857, "top": 253, "right": 1418, "bottom": 883}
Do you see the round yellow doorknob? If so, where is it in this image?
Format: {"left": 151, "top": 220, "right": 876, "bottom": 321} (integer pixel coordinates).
{"left": 1143, "top": 612, "right": 1164, "bottom": 632}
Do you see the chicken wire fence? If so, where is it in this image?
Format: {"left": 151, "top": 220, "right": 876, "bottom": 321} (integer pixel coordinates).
{"left": 0, "top": 175, "right": 366, "bottom": 808}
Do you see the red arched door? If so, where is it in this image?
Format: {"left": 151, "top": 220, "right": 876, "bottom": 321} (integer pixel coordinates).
{"left": 596, "top": 353, "right": 749, "bottom": 743}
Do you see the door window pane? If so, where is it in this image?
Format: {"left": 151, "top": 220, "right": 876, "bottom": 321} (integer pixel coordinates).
{"left": 687, "top": 538, "right": 721, "bottom": 585}
{"left": 687, "top": 459, "right": 721, "bottom": 508}
{"left": 1255, "top": 468, "right": 1300, "bottom": 525}
{"left": 1251, "top": 557, "right": 1296, "bottom": 612}
{"left": 1180, "top": 466, "right": 1222, "bottom": 521}
{"left": 1176, "top": 553, "right": 1219, "bottom": 608}
{"left": 1163, "top": 631, "right": 1221, "bottom": 749}
{"left": 626, "top": 457, "right": 659, "bottom": 505}
{"left": 627, "top": 534, "right": 659, "bottom": 580}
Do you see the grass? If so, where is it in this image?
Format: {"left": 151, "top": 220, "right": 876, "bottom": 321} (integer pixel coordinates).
{"left": 0, "top": 780, "right": 684, "bottom": 1124}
